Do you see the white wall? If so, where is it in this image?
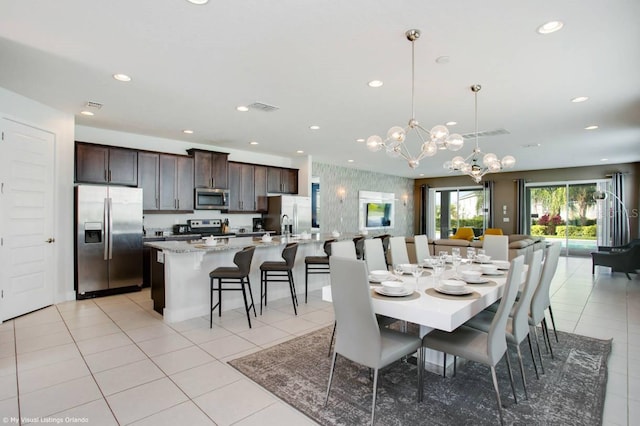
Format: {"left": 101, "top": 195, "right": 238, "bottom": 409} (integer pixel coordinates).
{"left": 0, "top": 87, "right": 75, "bottom": 303}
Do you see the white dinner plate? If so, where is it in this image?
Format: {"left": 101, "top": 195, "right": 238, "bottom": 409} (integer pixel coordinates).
{"left": 368, "top": 274, "right": 392, "bottom": 283}
{"left": 374, "top": 287, "right": 413, "bottom": 297}
{"left": 482, "top": 270, "right": 504, "bottom": 276}
{"left": 463, "top": 277, "right": 490, "bottom": 284}
{"left": 434, "top": 285, "right": 473, "bottom": 296}
{"left": 492, "top": 260, "right": 510, "bottom": 270}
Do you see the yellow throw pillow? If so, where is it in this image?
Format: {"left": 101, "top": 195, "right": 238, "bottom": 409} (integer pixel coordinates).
{"left": 479, "top": 228, "right": 503, "bottom": 240}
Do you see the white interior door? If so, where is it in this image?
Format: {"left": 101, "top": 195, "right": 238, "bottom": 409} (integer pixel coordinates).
{"left": 0, "top": 118, "right": 55, "bottom": 321}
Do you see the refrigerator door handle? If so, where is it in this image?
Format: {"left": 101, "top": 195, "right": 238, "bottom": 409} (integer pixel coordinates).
{"left": 108, "top": 198, "right": 114, "bottom": 260}
{"left": 103, "top": 197, "right": 109, "bottom": 261}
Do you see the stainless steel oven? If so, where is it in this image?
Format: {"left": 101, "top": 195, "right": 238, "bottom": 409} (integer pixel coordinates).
{"left": 194, "top": 188, "right": 229, "bottom": 210}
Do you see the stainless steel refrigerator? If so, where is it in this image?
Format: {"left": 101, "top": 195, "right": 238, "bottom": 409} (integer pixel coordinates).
{"left": 75, "top": 185, "right": 143, "bottom": 297}
{"left": 266, "top": 195, "right": 312, "bottom": 235}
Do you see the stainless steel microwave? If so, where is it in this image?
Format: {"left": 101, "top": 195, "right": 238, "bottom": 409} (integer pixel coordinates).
{"left": 194, "top": 188, "right": 229, "bottom": 210}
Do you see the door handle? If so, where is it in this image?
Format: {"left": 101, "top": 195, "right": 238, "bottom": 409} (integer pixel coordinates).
{"left": 45, "top": 238, "right": 55, "bottom": 243}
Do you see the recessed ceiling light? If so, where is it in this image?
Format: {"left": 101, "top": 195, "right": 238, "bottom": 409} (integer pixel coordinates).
{"left": 182, "top": 129, "right": 194, "bottom": 134}
{"left": 236, "top": 106, "right": 249, "bottom": 112}
{"left": 600, "top": 158, "right": 608, "bottom": 162}
{"left": 347, "top": 159, "right": 354, "bottom": 163}
{"left": 368, "top": 80, "right": 383, "bottom": 88}
{"left": 445, "top": 121, "right": 457, "bottom": 126}
{"left": 249, "top": 141, "right": 259, "bottom": 145}
{"left": 571, "top": 96, "right": 589, "bottom": 103}
{"left": 309, "top": 125, "right": 320, "bottom": 130}
{"left": 435, "top": 56, "right": 450, "bottom": 64}
{"left": 585, "top": 125, "right": 599, "bottom": 130}
{"left": 537, "top": 20, "right": 564, "bottom": 34}
{"left": 522, "top": 143, "right": 541, "bottom": 148}
{"left": 356, "top": 138, "right": 365, "bottom": 143}
{"left": 186, "top": 0, "right": 209, "bottom": 4}
{"left": 296, "top": 150, "right": 304, "bottom": 154}
{"left": 80, "top": 111, "right": 94, "bottom": 116}
{"left": 113, "top": 73, "right": 131, "bottom": 82}
{"left": 419, "top": 173, "right": 425, "bottom": 177}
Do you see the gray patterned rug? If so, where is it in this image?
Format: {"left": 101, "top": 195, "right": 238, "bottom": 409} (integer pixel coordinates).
{"left": 229, "top": 326, "right": 610, "bottom": 426}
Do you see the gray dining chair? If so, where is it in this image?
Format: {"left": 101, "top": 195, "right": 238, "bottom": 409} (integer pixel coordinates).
{"left": 483, "top": 235, "right": 509, "bottom": 261}
{"left": 465, "top": 249, "right": 543, "bottom": 399}
{"left": 421, "top": 255, "right": 525, "bottom": 425}
{"left": 325, "top": 256, "right": 422, "bottom": 425}
{"left": 364, "top": 238, "right": 388, "bottom": 272}
{"left": 389, "top": 236, "right": 410, "bottom": 265}
{"left": 528, "top": 242, "right": 561, "bottom": 372}
{"left": 413, "top": 234, "right": 432, "bottom": 263}
{"left": 331, "top": 240, "right": 357, "bottom": 259}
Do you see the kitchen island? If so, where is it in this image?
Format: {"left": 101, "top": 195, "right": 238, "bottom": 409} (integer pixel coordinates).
{"left": 145, "top": 235, "right": 333, "bottom": 323}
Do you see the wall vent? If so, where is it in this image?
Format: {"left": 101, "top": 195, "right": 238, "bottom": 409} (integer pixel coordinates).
{"left": 85, "top": 101, "right": 103, "bottom": 109}
{"left": 248, "top": 102, "right": 279, "bottom": 112}
{"left": 461, "top": 128, "right": 510, "bottom": 139}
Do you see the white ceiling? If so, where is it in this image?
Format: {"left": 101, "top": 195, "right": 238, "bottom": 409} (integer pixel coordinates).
{"left": 1, "top": 0, "right": 639, "bottom": 179}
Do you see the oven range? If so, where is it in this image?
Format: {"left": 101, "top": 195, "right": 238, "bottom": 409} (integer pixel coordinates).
{"left": 185, "top": 219, "right": 236, "bottom": 238}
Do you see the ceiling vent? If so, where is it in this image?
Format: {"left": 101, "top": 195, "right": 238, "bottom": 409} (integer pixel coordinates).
{"left": 248, "top": 102, "right": 279, "bottom": 112}
{"left": 461, "top": 128, "right": 510, "bottom": 139}
{"left": 84, "top": 101, "right": 103, "bottom": 109}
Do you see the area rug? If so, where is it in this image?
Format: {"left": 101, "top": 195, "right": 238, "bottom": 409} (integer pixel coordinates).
{"left": 229, "top": 326, "right": 611, "bottom": 426}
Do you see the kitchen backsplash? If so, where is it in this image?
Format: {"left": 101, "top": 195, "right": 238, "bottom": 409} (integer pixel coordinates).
{"left": 143, "top": 211, "right": 264, "bottom": 235}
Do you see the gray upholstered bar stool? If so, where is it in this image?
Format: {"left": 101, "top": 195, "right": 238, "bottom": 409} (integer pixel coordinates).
{"left": 209, "top": 246, "right": 256, "bottom": 328}
{"left": 260, "top": 242, "right": 299, "bottom": 315}
{"left": 304, "top": 238, "right": 335, "bottom": 303}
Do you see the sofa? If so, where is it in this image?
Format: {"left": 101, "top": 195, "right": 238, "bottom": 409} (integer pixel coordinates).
{"left": 404, "top": 234, "right": 544, "bottom": 262}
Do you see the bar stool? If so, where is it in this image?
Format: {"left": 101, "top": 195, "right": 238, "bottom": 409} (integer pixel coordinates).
{"left": 260, "top": 242, "right": 299, "bottom": 315}
{"left": 209, "top": 246, "right": 256, "bottom": 328}
{"left": 304, "top": 239, "right": 335, "bottom": 303}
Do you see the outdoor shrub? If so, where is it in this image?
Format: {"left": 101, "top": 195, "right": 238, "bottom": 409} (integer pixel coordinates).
{"left": 531, "top": 225, "right": 547, "bottom": 236}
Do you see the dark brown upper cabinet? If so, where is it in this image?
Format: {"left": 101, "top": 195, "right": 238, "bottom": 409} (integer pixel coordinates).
{"left": 254, "top": 165, "right": 268, "bottom": 212}
{"left": 267, "top": 166, "right": 298, "bottom": 194}
{"left": 158, "top": 154, "right": 194, "bottom": 212}
{"left": 188, "top": 149, "right": 229, "bottom": 189}
{"left": 228, "top": 162, "right": 256, "bottom": 212}
{"left": 75, "top": 142, "right": 138, "bottom": 186}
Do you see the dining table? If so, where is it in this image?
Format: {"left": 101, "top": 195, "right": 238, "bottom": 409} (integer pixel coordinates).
{"left": 322, "top": 260, "right": 525, "bottom": 371}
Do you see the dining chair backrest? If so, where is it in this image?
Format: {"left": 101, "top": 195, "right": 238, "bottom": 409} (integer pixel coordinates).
{"left": 414, "top": 234, "right": 431, "bottom": 263}
{"left": 364, "top": 238, "right": 388, "bottom": 272}
{"left": 389, "top": 236, "right": 410, "bottom": 265}
{"left": 353, "top": 236, "right": 365, "bottom": 260}
{"left": 483, "top": 235, "right": 509, "bottom": 261}
{"left": 280, "top": 242, "right": 298, "bottom": 268}
{"left": 330, "top": 241, "right": 357, "bottom": 259}
{"left": 530, "top": 243, "right": 561, "bottom": 324}
{"left": 511, "top": 249, "right": 543, "bottom": 342}
{"left": 487, "top": 255, "right": 524, "bottom": 363}
{"left": 323, "top": 238, "right": 337, "bottom": 256}
{"left": 233, "top": 246, "right": 256, "bottom": 275}
{"left": 330, "top": 257, "right": 381, "bottom": 367}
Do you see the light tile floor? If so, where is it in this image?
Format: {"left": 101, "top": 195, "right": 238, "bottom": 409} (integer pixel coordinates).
{"left": 0, "top": 256, "right": 637, "bottom": 425}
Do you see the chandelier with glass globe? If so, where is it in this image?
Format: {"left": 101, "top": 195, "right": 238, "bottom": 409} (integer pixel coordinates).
{"left": 443, "top": 84, "right": 515, "bottom": 183}
{"left": 365, "top": 29, "right": 464, "bottom": 169}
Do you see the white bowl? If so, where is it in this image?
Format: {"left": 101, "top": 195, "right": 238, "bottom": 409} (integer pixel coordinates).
{"left": 480, "top": 264, "right": 498, "bottom": 274}
{"left": 493, "top": 260, "right": 510, "bottom": 269}
{"left": 441, "top": 279, "right": 466, "bottom": 291}
{"left": 399, "top": 264, "right": 414, "bottom": 274}
{"left": 381, "top": 281, "right": 405, "bottom": 293}
{"left": 476, "top": 254, "right": 492, "bottom": 263}
{"left": 261, "top": 236, "right": 272, "bottom": 242}
{"left": 204, "top": 238, "right": 218, "bottom": 246}
{"left": 370, "top": 270, "right": 390, "bottom": 279}
{"left": 461, "top": 270, "right": 483, "bottom": 281}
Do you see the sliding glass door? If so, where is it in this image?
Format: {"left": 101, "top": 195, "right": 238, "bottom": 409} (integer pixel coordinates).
{"left": 432, "top": 187, "right": 484, "bottom": 239}
{"left": 527, "top": 181, "right": 602, "bottom": 256}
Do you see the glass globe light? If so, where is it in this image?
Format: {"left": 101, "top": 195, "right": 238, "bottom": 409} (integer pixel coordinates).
{"left": 451, "top": 156, "right": 465, "bottom": 169}
{"left": 461, "top": 163, "right": 472, "bottom": 173}
{"left": 501, "top": 155, "right": 516, "bottom": 169}
{"left": 446, "top": 133, "right": 464, "bottom": 151}
{"left": 408, "top": 159, "right": 419, "bottom": 169}
{"left": 366, "top": 135, "right": 382, "bottom": 152}
{"left": 430, "top": 125, "right": 449, "bottom": 143}
{"left": 421, "top": 141, "right": 438, "bottom": 157}
{"left": 387, "top": 126, "right": 406, "bottom": 143}
{"left": 482, "top": 153, "right": 498, "bottom": 167}
{"left": 488, "top": 161, "right": 502, "bottom": 172}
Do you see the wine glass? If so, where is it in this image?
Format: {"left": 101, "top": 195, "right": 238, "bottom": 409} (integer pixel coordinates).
{"left": 393, "top": 263, "right": 403, "bottom": 278}
{"left": 467, "top": 247, "right": 476, "bottom": 262}
{"left": 432, "top": 258, "right": 444, "bottom": 285}
{"left": 451, "top": 254, "right": 462, "bottom": 277}
{"left": 410, "top": 264, "right": 422, "bottom": 292}
{"left": 451, "top": 247, "right": 461, "bottom": 258}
